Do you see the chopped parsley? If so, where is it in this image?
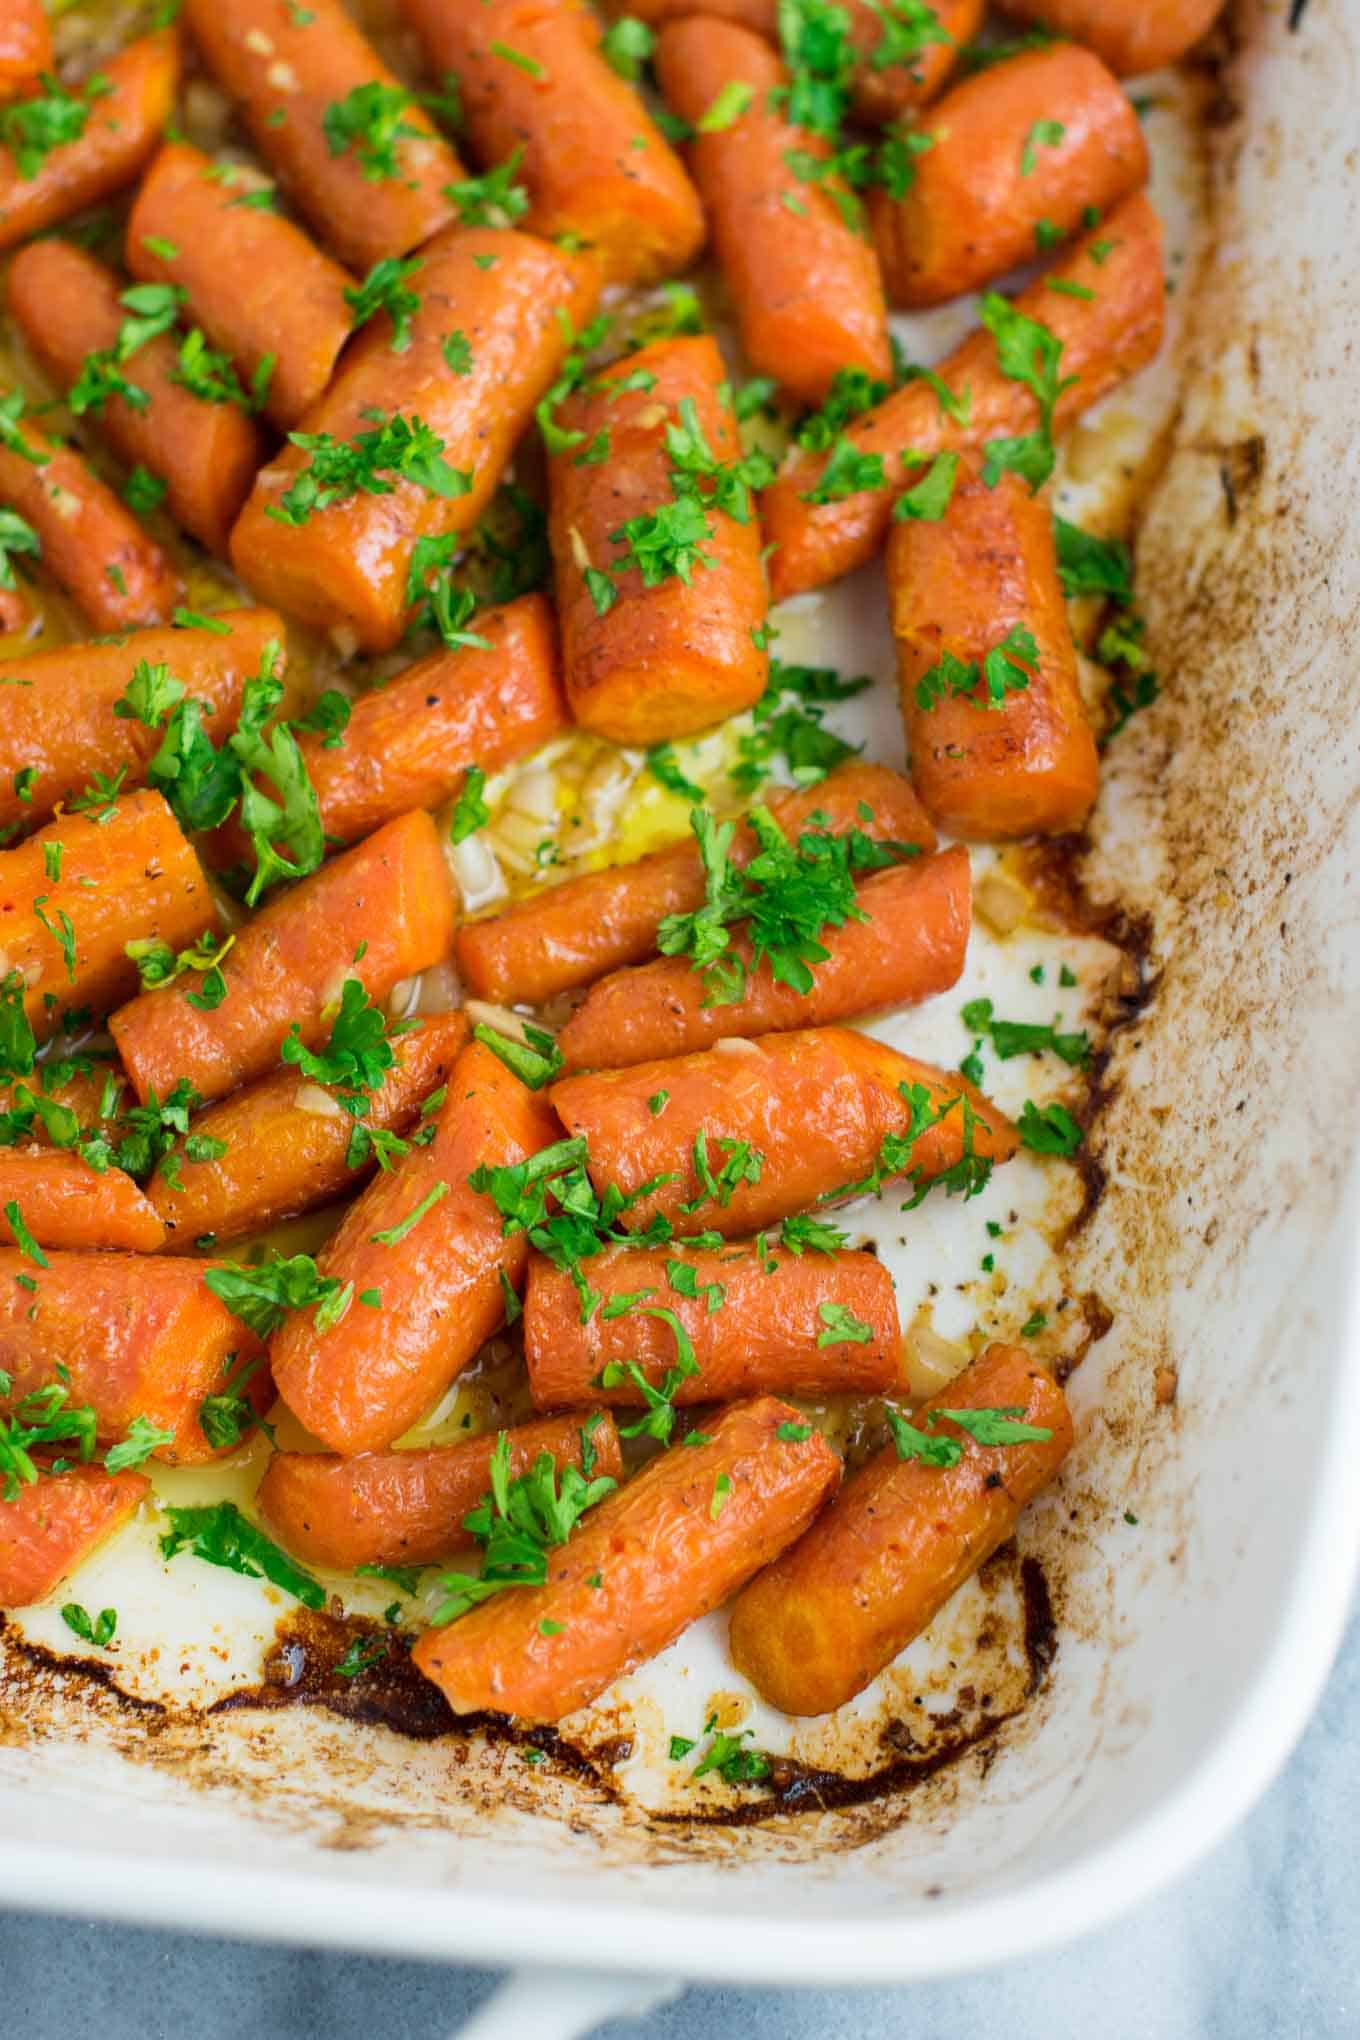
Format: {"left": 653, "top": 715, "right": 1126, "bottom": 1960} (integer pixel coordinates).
{"left": 322, "top": 82, "right": 422, "bottom": 181}
{"left": 446, "top": 148, "right": 529, "bottom": 228}
{"left": 344, "top": 256, "right": 423, "bottom": 352}
{"left": 978, "top": 294, "right": 1074, "bottom": 491}
{"left": 886, "top": 1402, "right": 1053, "bottom": 1468}
{"left": 160, "top": 1501, "right": 325, "bottom": 1607}
{"left": 0, "top": 70, "right": 111, "bottom": 180}
{"left": 61, "top": 1603, "right": 117, "bottom": 1647}
{"left": 272, "top": 411, "right": 472, "bottom": 527}
{"left": 449, "top": 765, "right": 490, "bottom": 842}
{"left": 0, "top": 508, "right": 39, "bottom": 592}
{"left": 816, "top": 1300, "right": 873, "bottom": 1345}
{"left": 430, "top": 1431, "right": 616, "bottom": 1621}
{"left": 205, "top": 1254, "right": 348, "bottom": 1338}
{"left": 1054, "top": 516, "right": 1133, "bottom": 601}
{"left": 959, "top": 997, "right": 1089, "bottom": 1066}
{"left": 1017, "top": 1099, "right": 1084, "bottom": 1155}
{"left": 732, "top": 658, "right": 869, "bottom": 792}
{"left": 0, "top": 1381, "right": 97, "bottom": 1500}
{"left": 472, "top": 1020, "right": 562, "bottom": 1092}
{"left": 601, "top": 16, "right": 655, "bottom": 79}
{"left": 914, "top": 623, "right": 1039, "bottom": 713}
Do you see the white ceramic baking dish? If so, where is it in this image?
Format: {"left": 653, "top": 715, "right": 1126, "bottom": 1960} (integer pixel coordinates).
{"left": 1, "top": 0, "right": 1357, "bottom": 2013}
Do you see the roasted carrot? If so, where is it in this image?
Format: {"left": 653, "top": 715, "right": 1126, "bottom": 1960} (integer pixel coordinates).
{"left": 600, "top": 0, "right": 776, "bottom": 26}
{"left": 456, "top": 761, "right": 936, "bottom": 1006}
{"left": 0, "top": 1465, "right": 149, "bottom": 1608}
{"left": 890, "top": 462, "right": 1098, "bottom": 836}
{"left": 549, "top": 335, "right": 767, "bottom": 745}
{"left": 399, "top": 0, "right": 703, "bottom": 287}
{"left": 110, "top": 809, "right": 455, "bottom": 1107}
{"left": 654, "top": 20, "right": 891, "bottom": 407}
{"left": 258, "top": 1412, "right": 624, "bottom": 1570}
{"left": 181, "top": 0, "right": 460, "bottom": 273}
{"left": 558, "top": 844, "right": 971, "bottom": 1069}
{"left": 761, "top": 193, "right": 1165, "bottom": 599}
{"left": 0, "top": 31, "right": 179, "bottom": 251}
{"left": 729, "top": 1343, "right": 1073, "bottom": 1714}
{"left": 0, "top": 1060, "right": 124, "bottom": 1143}
{"left": 0, "top": 1249, "right": 269, "bottom": 1466}
{"left": 413, "top": 1395, "right": 841, "bottom": 1722}
{"left": 526, "top": 1241, "right": 902, "bottom": 1407}
{"left": 551, "top": 1025, "right": 1017, "bottom": 1239}
{"left": 0, "top": 0, "right": 50, "bottom": 103}
{"left": 997, "top": 0, "right": 1227, "bottom": 76}
{"left": 870, "top": 44, "right": 1147, "bottom": 307}
{"left": 0, "top": 414, "right": 181, "bottom": 634}
{"left": 0, "top": 607, "right": 281, "bottom": 834}
{"left": 848, "top": 0, "right": 981, "bottom": 124}
{"left": 149, "top": 1010, "right": 470, "bottom": 1251}
{"left": 0, "top": 1152, "right": 166, "bottom": 1254}
{"left": 1, "top": 792, "right": 216, "bottom": 1043}
{"left": 127, "top": 139, "right": 356, "bottom": 432}
{"left": 231, "top": 227, "right": 597, "bottom": 654}
{"left": 270, "top": 1041, "right": 560, "bottom": 1456}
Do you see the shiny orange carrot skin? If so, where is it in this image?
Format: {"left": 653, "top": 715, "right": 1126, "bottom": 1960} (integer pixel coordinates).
{"left": 551, "top": 1025, "right": 1017, "bottom": 1239}
{"left": 654, "top": 20, "right": 891, "bottom": 407}
{"left": 998, "top": 0, "right": 1227, "bottom": 75}
{"left": 600, "top": 0, "right": 775, "bottom": 25}
{"left": 0, "top": 1152, "right": 166, "bottom": 1253}
{"left": 729, "top": 1343, "right": 1073, "bottom": 1714}
{"left": 0, "top": 1465, "right": 149, "bottom": 1608}
{"left": 0, "top": 31, "right": 179, "bottom": 249}
{"left": 258, "top": 1412, "right": 624, "bottom": 1570}
{"left": 110, "top": 808, "right": 456, "bottom": 1106}
{"left": 0, "top": 792, "right": 216, "bottom": 1043}
{"left": 891, "top": 463, "right": 1098, "bottom": 836}
{"left": 761, "top": 193, "right": 1165, "bottom": 599}
{"left": 127, "top": 139, "right": 356, "bottom": 431}
{"left": 0, "top": 0, "right": 50, "bottom": 101}
{"left": 526, "top": 1241, "right": 903, "bottom": 1407}
{"left": 0, "top": 1249, "right": 269, "bottom": 1465}
{"left": 849, "top": 0, "right": 981, "bottom": 123}
{"left": 456, "top": 762, "right": 936, "bottom": 1007}
{"left": 413, "top": 1395, "right": 841, "bottom": 1722}
{"left": 558, "top": 845, "right": 971, "bottom": 1069}
{"left": 7, "top": 239, "right": 264, "bottom": 557}
{"left": 149, "top": 1011, "right": 470, "bottom": 1251}
{"left": 181, "top": 0, "right": 460, "bottom": 271}
{"left": 270, "top": 1042, "right": 559, "bottom": 1455}
{"left": 231, "top": 227, "right": 597, "bottom": 653}
{"left": 0, "top": 608, "right": 280, "bottom": 834}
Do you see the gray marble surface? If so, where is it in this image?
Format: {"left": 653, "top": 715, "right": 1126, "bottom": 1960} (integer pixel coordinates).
{"left": 3, "top": 1599, "right": 1355, "bottom": 2040}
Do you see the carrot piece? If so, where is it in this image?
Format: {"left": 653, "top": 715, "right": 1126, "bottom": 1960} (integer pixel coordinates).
{"left": 456, "top": 761, "right": 936, "bottom": 1007}
{"left": 0, "top": 607, "right": 282, "bottom": 834}
{"left": 181, "top": 0, "right": 460, "bottom": 272}
{"left": 149, "top": 1010, "right": 470, "bottom": 1252}
{"left": 526, "top": 1241, "right": 903, "bottom": 1408}
{"left": 0, "top": 792, "right": 217, "bottom": 1044}
{"left": 0, "top": 1249, "right": 269, "bottom": 1465}
{"left": 551, "top": 1025, "right": 1017, "bottom": 1239}
{"left": 890, "top": 462, "right": 1098, "bottom": 837}
{"left": 110, "top": 809, "right": 456, "bottom": 1107}
{"left": 600, "top": 0, "right": 775, "bottom": 27}
{"left": 127, "top": 139, "right": 356, "bottom": 432}
{"left": 257, "top": 1412, "right": 624, "bottom": 1570}
{"left": 0, "top": 1061, "right": 124, "bottom": 1141}
{"left": 558, "top": 845, "right": 971, "bottom": 1070}
{"left": 231, "top": 227, "right": 597, "bottom": 654}
{"left": 413, "top": 1395, "right": 841, "bottom": 1722}
{"left": 0, "top": 1152, "right": 165, "bottom": 1253}
{"left": 761, "top": 192, "right": 1165, "bottom": 599}
{"left": 549, "top": 335, "right": 767, "bottom": 745}
{"left": 0, "top": 415, "right": 181, "bottom": 634}
{"left": 270, "top": 1041, "right": 560, "bottom": 1455}
{"left": 0, "top": 31, "right": 179, "bottom": 250}
{"left": 0, "top": 1464, "right": 149, "bottom": 1608}
{"left": 398, "top": 0, "right": 703, "bottom": 287}
{"left": 997, "top": 0, "right": 1227, "bottom": 76}
{"left": 848, "top": 0, "right": 981, "bottom": 124}
{"left": 729, "top": 1342, "right": 1074, "bottom": 1714}
{"left": 653, "top": 20, "right": 891, "bottom": 407}
{"left": 0, "top": 0, "right": 51, "bottom": 103}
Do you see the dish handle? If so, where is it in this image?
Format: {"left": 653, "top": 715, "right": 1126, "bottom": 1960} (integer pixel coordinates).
{"left": 449, "top": 1966, "right": 683, "bottom": 2040}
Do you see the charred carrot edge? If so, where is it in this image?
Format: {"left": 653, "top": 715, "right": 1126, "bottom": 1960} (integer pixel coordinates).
{"left": 551, "top": 1024, "right": 1017, "bottom": 1240}
{"left": 230, "top": 227, "right": 598, "bottom": 654}
{"left": 526, "top": 1241, "right": 903, "bottom": 1407}
{"left": 7, "top": 238, "right": 265, "bottom": 558}
{"left": 150, "top": 1011, "right": 471, "bottom": 1252}
{"left": 127, "top": 139, "right": 357, "bottom": 432}
{"left": 110, "top": 808, "right": 456, "bottom": 1106}
{"left": 0, "top": 608, "right": 282, "bottom": 833}
{"left": 0, "top": 0, "right": 52, "bottom": 101}
{"left": 729, "top": 1342, "right": 1074, "bottom": 1714}
{"left": 0, "top": 1152, "right": 166, "bottom": 1253}
{"left": 258, "top": 1412, "right": 624, "bottom": 1569}
{"left": 399, "top": 0, "right": 703, "bottom": 287}
{"left": 181, "top": 0, "right": 460, "bottom": 272}
{"left": 761, "top": 193, "right": 1166, "bottom": 600}
{"left": 412, "top": 1395, "right": 842, "bottom": 1724}
{"left": 550, "top": 334, "right": 768, "bottom": 746}
{"left": 0, "top": 1464, "right": 149, "bottom": 1608}
{"left": 890, "top": 462, "right": 1098, "bottom": 837}
{"left": 1, "top": 791, "right": 217, "bottom": 1043}
{"left": 849, "top": 0, "right": 981, "bottom": 125}
{"left": 558, "top": 845, "right": 972, "bottom": 1070}
{"left": 654, "top": 19, "right": 891, "bottom": 407}
{"left": 0, "top": 1249, "right": 270, "bottom": 1466}
{"left": 998, "top": 0, "right": 1227, "bottom": 76}
{"left": 270, "top": 1040, "right": 561, "bottom": 1456}
{"left": 456, "top": 761, "right": 937, "bottom": 1007}
{"left": 0, "top": 31, "right": 179, "bottom": 250}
